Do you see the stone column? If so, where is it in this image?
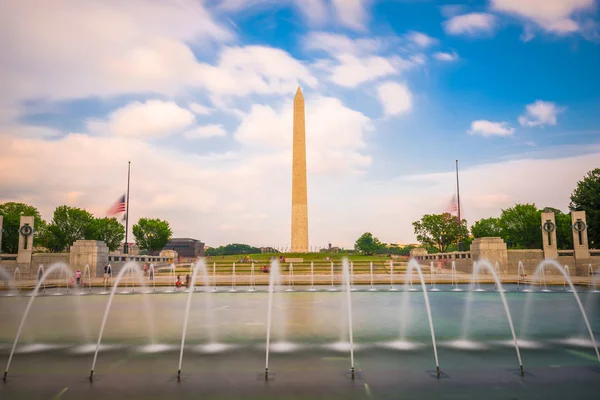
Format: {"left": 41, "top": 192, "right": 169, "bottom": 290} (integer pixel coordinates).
{"left": 69, "top": 240, "right": 109, "bottom": 277}
{"left": 470, "top": 237, "right": 508, "bottom": 267}
{"left": 571, "top": 211, "right": 590, "bottom": 260}
{"left": 16, "top": 216, "right": 34, "bottom": 265}
{"left": 541, "top": 212, "right": 558, "bottom": 259}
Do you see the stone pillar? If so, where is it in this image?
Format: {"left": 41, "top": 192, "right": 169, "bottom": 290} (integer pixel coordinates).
{"left": 571, "top": 211, "right": 590, "bottom": 260}
{"left": 16, "top": 216, "right": 34, "bottom": 265}
{"left": 0, "top": 215, "right": 3, "bottom": 253}
{"left": 541, "top": 211, "right": 558, "bottom": 260}
{"left": 69, "top": 240, "right": 109, "bottom": 277}
{"left": 470, "top": 237, "right": 508, "bottom": 267}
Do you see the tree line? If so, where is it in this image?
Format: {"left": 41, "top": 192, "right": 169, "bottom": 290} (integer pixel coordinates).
{"left": 355, "top": 168, "right": 600, "bottom": 254}
{"left": 0, "top": 203, "right": 172, "bottom": 254}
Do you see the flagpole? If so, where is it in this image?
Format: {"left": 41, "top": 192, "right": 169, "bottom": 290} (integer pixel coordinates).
{"left": 455, "top": 159, "right": 462, "bottom": 251}
{"left": 124, "top": 161, "right": 131, "bottom": 255}
{"left": 455, "top": 160, "right": 461, "bottom": 223}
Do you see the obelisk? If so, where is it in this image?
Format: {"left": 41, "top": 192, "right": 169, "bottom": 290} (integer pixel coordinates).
{"left": 291, "top": 87, "right": 308, "bottom": 252}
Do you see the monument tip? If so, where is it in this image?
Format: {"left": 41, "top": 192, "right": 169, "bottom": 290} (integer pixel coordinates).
{"left": 295, "top": 86, "right": 303, "bottom": 96}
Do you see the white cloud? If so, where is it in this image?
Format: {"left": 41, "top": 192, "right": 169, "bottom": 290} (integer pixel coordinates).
{"left": 376, "top": 81, "right": 412, "bottom": 117}
{"left": 518, "top": 100, "right": 562, "bottom": 127}
{"left": 183, "top": 124, "right": 227, "bottom": 140}
{"left": 305, "top": 32, "right": 420, "bottom": 88}
{"left": 189, "top": 103, "right": 214, "bottom": 115}
{"left": 0, "top": 0, "right": 232, "bottom": 102}
{"left": 304, "top": 32, "right": 381, "bottom": 55}
{"left": 406, "top": 31, "right": 438, "bottom": 47}
{"left": 293, "top": 0, "right": 329, "bottom": 26}
{"left": 491, "top": 0, "right": 595, "bottom": 34}
{"left": 443, "top": 12, "right": 497, "bottom": 36}
{"left": 433, "top": 51, "right": 459, "bottom": 61}
{"left": 468, "top": 120, "right": 515, "bottom": 137}
{"left": 88, "top": 100, "right": 195, "bottom": 138}
{"left": 331, "top": 0, "right": 370, "bottom": 31}
{"left": 234, "top": 94, "right": 372, "bottom": 174}
{"left": 0, "top": 1, "right": 318, "bottom": 113}
{"left": 325, "top": 54, "right": 398, "bottom": 87}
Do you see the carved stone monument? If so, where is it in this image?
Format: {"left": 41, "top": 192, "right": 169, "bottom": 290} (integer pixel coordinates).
{"left": 16, "top": 216, "right": 34, "bottom": 265}
{"left": 69, "top": 240, "right": 109, "bottom": 277}
{"left": 541, "top": 211, "right": 558, "bottom": 259}
{"left": 470, "top": 237, "right": 508, "bottom": 267}
{"left": 291, "top": 86, "right": 309, "bottom": 252}
{"left": 571, "top": 210, "right": 590, "bottom": 260}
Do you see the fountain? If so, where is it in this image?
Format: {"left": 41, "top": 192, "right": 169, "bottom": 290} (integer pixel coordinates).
{"left": 286, "top": 263, "right": 294, "bottom": 292}
{"left": 249, "top": 262, "right": 256, "bottom": 292}
{"left": 149, "top": 263, "right": 156, "bottom": 292}
{"left": 13, "top": 267, "right": 21, "bottom": 295}
{"left": 177, "top": 259, "right": 211, "bottom": 380}
{"left": 472, "top": 260, "right": 523, "bottom": 375}
{"left": 82, "top": 264, "right": 92, "bottom": 294}
{"left": 0, "top": 266, "right": 18, "bottom": 296}
{"left": 404, "top": 259, "right": 440, "bottom": 377}
{"left": 265, "top": 258, "right": 281, "bottom": 379}
{"left": 369, "top": 261, "right": 376, "bottom": 291}
{"left": 451, "top": 261, "right": 462, "bottom": 291}
{"left": 530, "top": 260, "right": 600, "bottom": 362}
{"left": 213, "top": 262, "right": 217, "bottom": 292}
{"left": 351, "top": 261, "right": 357, "bottom": 291}
{"left": 329, "top": 261, "right": 336, "bottom": 291}
{"left": 309, "top": 261, "right": 316, "bottom": 291}
{"left": 89, "top": 262, "right": 155, "bottom": 381}
{"left": 341, "top": 258, "right": 355, "bottom": 379}
{"left": 230, "top": 262, "right": 236, "bottom": 292}
{"left": 590, "top": 264, "right": 599, "bottom": 292}
{"left": 389, "top": 260, "right": 397, "bottom": 291}
{"left": 3, "top": 263, "right": 73, "bottom": 381}
{"left": 564, "top": 265, "right": 571, "bottom": 291}
{"left": 517, "top": 261, "right": 529, "bottom": 292}
{"left": 429, "top": 261, "right": 439, "bottom": 292}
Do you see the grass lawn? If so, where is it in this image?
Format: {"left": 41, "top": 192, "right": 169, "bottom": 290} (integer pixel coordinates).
{"left": 204, "top": 252, "right": 403, "bottom": 262}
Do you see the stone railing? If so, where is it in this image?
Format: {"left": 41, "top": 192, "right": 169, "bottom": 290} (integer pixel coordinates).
{"left": 412, "top": 252, "right": 472, "bottom": 261}
{"left": 107, "top": 255, "right": 170, "bottom": 263}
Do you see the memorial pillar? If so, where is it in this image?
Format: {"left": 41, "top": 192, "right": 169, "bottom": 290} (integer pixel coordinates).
{"left": 16, "top": 216, "right": 34, "bottom": 265}
{"left": 541, "top": 211, "right": 558, "bottom": 259}
{"left": 571, "top": 211, "right": 590, "bottom": 260}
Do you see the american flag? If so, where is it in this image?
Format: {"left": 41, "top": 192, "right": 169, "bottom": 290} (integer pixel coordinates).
{"left": 107, "top": 194, "right": 126, "bottom": 216}
{"left": 446, "top": 194, "right": 458, "bottom": 215}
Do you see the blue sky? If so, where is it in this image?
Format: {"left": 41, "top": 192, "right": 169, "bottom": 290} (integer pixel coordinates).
{"left": 1, "top": 0, "right": 599, "bottom": 248}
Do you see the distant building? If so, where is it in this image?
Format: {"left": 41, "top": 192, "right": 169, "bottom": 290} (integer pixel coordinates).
{"left": 155, "top": 238, "right": 205, "bottom": 258}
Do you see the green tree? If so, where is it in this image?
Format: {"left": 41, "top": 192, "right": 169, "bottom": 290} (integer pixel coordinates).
{"left": 205, "top": 243, "right": 262, "bottom": 256}
{"left": 132, "top": 218, "right": 172, "bottom": 253}
{"left": 412, "top": 213, "right": 469, "bottom": 253}
{"left": 498, "top": 203, "right": 541, "bottom": 249}
{"left": 41, "top": 206, "right": 94, "bottom": 252}
{"left": 570, "top": 168, "right": 600, "bottom": 248}
{"left": 471, "top": 217, "right": 502, "bottom": 238}
{"left": 0, "top": 202, "right": 46, "bottom": 253}
{"left": 87, "top": 217, "right": 125, "bottom": 251}
{"left": 354, "top": 232, "right": 385, "bottom": 255}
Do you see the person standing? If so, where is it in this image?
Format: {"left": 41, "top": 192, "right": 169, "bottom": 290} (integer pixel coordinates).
{"left": 76, "top": 268, "right": 82, "bottom": 286}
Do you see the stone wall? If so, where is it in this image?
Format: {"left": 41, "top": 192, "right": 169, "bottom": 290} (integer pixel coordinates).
{"left": 506, "top": 249, "right": 543, "bottom": 275}
{"left": 31, "top": 253, "right": 70, "bottom": 278}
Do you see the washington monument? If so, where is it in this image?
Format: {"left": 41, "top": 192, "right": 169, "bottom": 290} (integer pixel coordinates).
{"left": 291, "top": 87, "right": 308, "bottom": 252}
